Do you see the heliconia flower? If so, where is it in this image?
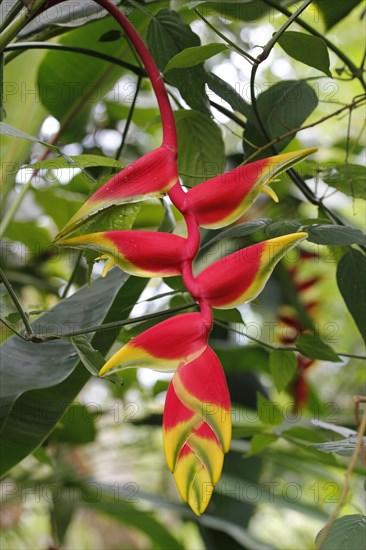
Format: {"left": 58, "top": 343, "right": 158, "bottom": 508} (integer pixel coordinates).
{"left": 163, "top": 347, "right": 231, "bottom": 515}
{"left": 59, "top": 230, "right": 186, "bottom": 278}
{"left": 196, "top": 232, "right": 308, "bottom": 309}
{"left": 55, "top": 145, "right": 178, "bottom": 240}
{"left": 184, "top": 149, "right": 316, "bottom": 229}
{"left": 98, "top": 312, "right": 210, "bottom": 376}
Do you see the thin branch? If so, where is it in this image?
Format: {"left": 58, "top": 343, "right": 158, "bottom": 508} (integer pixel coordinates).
{"left": 113, "top": 75, "right": 142, "bottom": 170}
{"left": 0, "top": 317, "right": 28, "bottom": 340}
{"left": 61, "top": 250, "right": 84, "bottom": 299}
{"left": 4, "top": 42, "right": 146, "bottom": 76}
{"left": 244, "top": 96, "right": 366, "bottom": 164}
{"left": 262, "top": 0, "right": 365, "bottom": 91}
{"left": 0, "top": 267, "right": 34, "bottom": 337}
{"left": 315, "top": 403, "right": 366, "bottom": 549}
{"left": 30, "top": 302, "right": 198, "bottom": 342}
{"left": 215, "top": 320, "right": 366, "bottom": 360}
{"left": 193, "top": 7, "right": 256, "bottom": 63}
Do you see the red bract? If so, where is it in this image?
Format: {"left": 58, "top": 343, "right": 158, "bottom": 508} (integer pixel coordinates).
{"left": 163, "top": 347, "right": 231, "bottom": 515}
{"left": 61, "top": 230, "right": 186, "bottom": 278}
{"left": 55, "top": 145, "right": 178, "bottom": 240}
{"left": 184, "top": 149, "right": 316, "bottom": 229}
{"left": 54, "top": 0, "right": 315, "bottom": 516}
{"left": 99, "top": 313, "right": 211, "bottom": 376}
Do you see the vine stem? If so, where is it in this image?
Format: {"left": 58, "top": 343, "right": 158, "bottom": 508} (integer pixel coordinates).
{"left": 0, "top": 266, "right": 34, "bottom": 337}
{"left": 30, "top": 302, "right": 198, "bottom": 342}
{"left": 262, "top": 0, "right": 365, "bottom": 91}
{"left": 193, "top": 7, "right": 256, "bottom": 63}
{"left": 0, "top": 0, "right": 49, "bottom": 52}
{"left": 215, "top": 320, "right": 366, "bottom": 360}
{"left": 314, "top": 403, "right": 366, "bottom": 549}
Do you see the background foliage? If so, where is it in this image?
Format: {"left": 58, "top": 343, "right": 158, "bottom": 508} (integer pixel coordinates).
{"left": 0, "top": 1, "right": 365, "bottom": 549}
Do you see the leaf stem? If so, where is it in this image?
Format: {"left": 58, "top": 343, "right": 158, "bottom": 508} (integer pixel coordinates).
{"left": 61, "top": 250, "right": 84, "bottom": 299}
{"left": 0, "top": 267, "right": 34, "bottom": 337}
{"left": 193, "top": 7, "right": 256, "bottom": 63}
{"left": 0, "top": 316, "right": 28, "bottom": 340}
{"left": 31, "top": 301, "right": 198, "bottom": 341}
{"left": 4, "top": 42, "right": 146, "bottom": 75}
{"left": 315, "top": 403, "right": 366, "bottom": 549}
{"left": 0, "top": 0, "right": 49, "bottom": 53}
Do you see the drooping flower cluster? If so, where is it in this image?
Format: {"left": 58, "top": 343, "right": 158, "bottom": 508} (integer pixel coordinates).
{"left": 55, "top": 1, "right": 314, "bottom": 515}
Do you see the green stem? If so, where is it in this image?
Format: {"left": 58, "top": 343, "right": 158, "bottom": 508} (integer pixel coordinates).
{"left": 262, "top": 0, "right": 365, "bottom": 90}
{"left": 258, "top": 0, "right": 314, "bottom": 62}
{"left": 4, "top": 42, "right": 146, "bottom": 76}
{"left": 113, "top": 75, "right": 142, "bottom": 171}
{"left": 31, "top": 302, "right": 198, "bottom": 342}
{"left": 0, "top": 174, "right": 33, "bottom": 240}
{"left": 61, "top": 250, "right": 83, "bottom": 299}
{"left": 0, "top": 0, "right": 49, "bottom": 53}
{"left": 0, "top": 1, "right": 23, "bottom": 34}
{"left": 0, "top": 267, "right": 34, "bottom": 337}
{"left": 215, "top": 320, "right": 366, "bottom": 360}
{"left": 193, "top": 7, "right": 256, "bottom": 63}
{"left": 0, "top": 317, "right": 27, "bottom": 340}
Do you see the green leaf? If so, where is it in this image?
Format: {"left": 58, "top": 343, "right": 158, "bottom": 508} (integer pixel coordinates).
{"left": 0, "top": 275, "right": 147, "bottom": 477}
{"left": 0, "top": 269, "right": 126, "bottom": 428}
{"left": 316, "top": 515, "right": 366, "bottom": 549}
{"left": 269, "top": 350, "right": 297, "bottom": 393}
{"left": 36, "top": 16, "right": 147, "bottom": 141}
{"left": 256, "top": 392, "right": 283, "bottom": 425}
{"left": 69, "top": 335, "right": 106, "bottom": 375}
{"left": 296, "top": 333, "right": 341, "bottom": 362}
{"left": 323, "top": 164, "right": 366, "bottom": 200}
{"left": 247, "top": 433, "right": 277, "bottom": 456}
{"left": 305, "top": 225, "right": 366, "bottom": 246}
{"left": 277, "top": 32, "right": 331, "bottom": 77}
{"left": 26, "top": 154, "right": 124, "bottom": 170}
{"left": 206, "top": 72, "right": 252, "bottom": 119}
{"left": 265, "top": 220, "right": 302, "bottom": 238}
{"left": 337, "top": 250, "right": 366, "bottom": 343}
{"left": 0, "top": 121, "right": 62, "bottom": 154}
{"left": 314, "top": 0, "right": 363, "bottom": 30}
{"left": 147, "top": 9, "right": 209, "bottom": 113}
{"left": 4, "top": 221, "right": 51, "bottom": 254}
{"left": 201, "top": 219, "right": 272, "bottom": 251}
{"left": 50, "top": 403, "right": 97, "bottom": 445}
{"left": 174, "top": 109, "right": 225, "bottom": 187}
{"left": 244, "top": 81, "right": 318, "bottom": 156}
{"left": 165, "top": 43, "right": 227, "bottom": 71}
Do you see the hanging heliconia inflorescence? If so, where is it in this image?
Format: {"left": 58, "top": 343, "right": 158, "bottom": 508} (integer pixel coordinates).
{"left": 54, "top": 0, "right": 315, "bottom": 515}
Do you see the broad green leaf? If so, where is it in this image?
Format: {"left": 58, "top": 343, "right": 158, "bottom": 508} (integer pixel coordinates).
{"left": 50, "top": 403, "right": 97, "bottom": 445}
{"left": 323, "top": 164, "right": 366, "bottom": 200}
{"left": 1, "top": 50, "right": 47, "bottom": 197}
{"left": 33, "top": 188, "right": 84, "bottom": 229}
{"left": 0, "top": 275, "right": 147, "bottom": 477}
{"left": 304, "top": 225, "right": 366, "bottom": 246}
{"left": 256, "top": 392, "right": 283, "bottom": 426}
{"left": 337, "top": 250, "right": 366, "bottom": 343}
{"left": 174, "top": 109, "right": 225, "bottom": 187}
{"left": 269, "top": 350, "right": 297, "bottom": 393}
{"left": 278, "top": 32, "right": 331, "bottom": 77}
{"left": 37, "top": 15, "right": 149, "bottom": 141}
{"left": 70, "top": 335, "right": 106, "bottom": 375}
{"left": 165, "top": 43, "right": 227, "bottom": 71}
{"left": 201, "top": 219, "right": 272, "bottom": 251}
{"left": 0, "top": 121, "right": 62, "bottom": 154}
{"left": 247, "top": 433, "right": 277, "bottom": 456}
{"left": 4, "top": 220, "right": 51, "bottom": 252}
{"left": 215, "top": 346, "right": 270, "bottom": 374}
{"left": 26, "top": 154, "right": 124, "bottom": 170}
{"left": 244, "top": 81, "right": 318, "bottom": 156}
{"left": 0, "top": 268, "right": 126, "bottom": 427}
{"left": 206, "top": 72, "right": 252, "bottom": 119}
{"left": 146, "top": 9, "right": 209, "bottom": 113}
{"left": 314, "top": 0, "right": 364, "bottom": 30}
{"left": 316, "top": 514, "right": 366, "bottom": 550}
{"left": 296, "top": 333, "right": 341, "bottom": 362}
{"left": 265, "top": 220, "right": 302, "bottom": 238}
